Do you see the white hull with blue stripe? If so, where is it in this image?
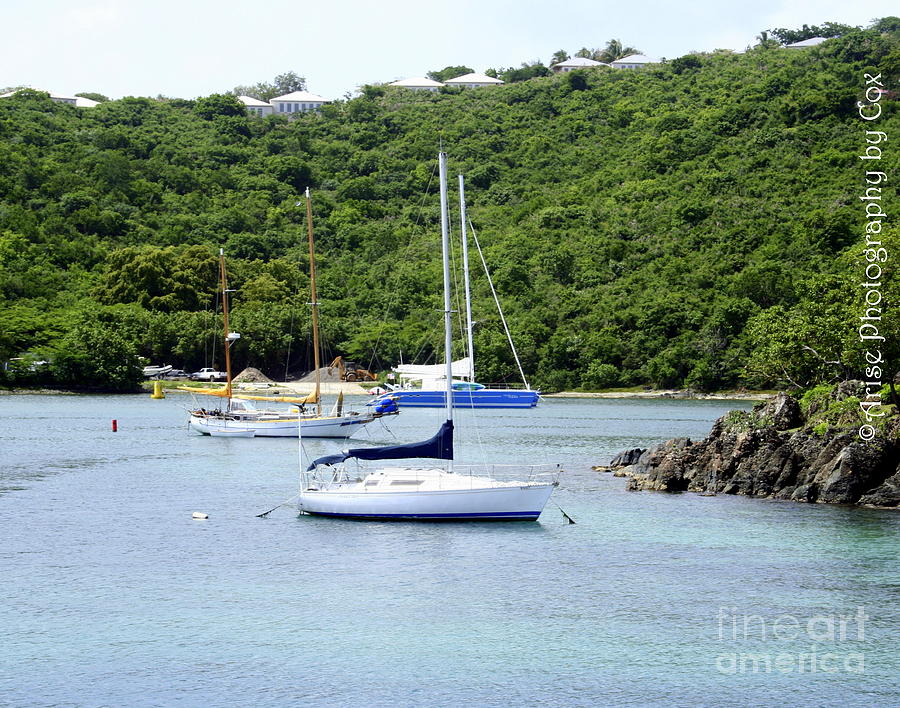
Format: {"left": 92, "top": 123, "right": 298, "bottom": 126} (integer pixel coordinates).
{"left": 370, "top": 388, "right": 539, "bottom": 409}
{"left": 299, "top": 467, "right": 556, "bottom": 521}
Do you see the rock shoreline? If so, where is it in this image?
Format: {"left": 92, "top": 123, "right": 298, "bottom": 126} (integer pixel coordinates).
{"left": 599, "top": 390, "right": 900, "bottom": 508}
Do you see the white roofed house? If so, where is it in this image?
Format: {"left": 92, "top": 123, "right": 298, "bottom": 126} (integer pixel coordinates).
{"left": 610, "top": 54, "right": 657, "bottom": 69}
{"left": 443, "top": 72, "right": 504, "bottom": 88}
{"left": 388, "top": 77, "right": 445, "bottom": 91}
{"left": 784, "top": 37, "right": 828, "bottom": 49}
{"left": 237, "top": 95, "right": 274, "bottom": 116}
{"left": 550, "top": 57, "right": 609, "bottom": 73}
{"left": 270, "top": 90, "right": 329, "bottom": 114}
{"left": 0, "top": 88, "right": 94, "bottom": 106}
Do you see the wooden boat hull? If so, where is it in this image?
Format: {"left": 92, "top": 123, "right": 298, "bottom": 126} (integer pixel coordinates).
{"left": 189, "top": 413, "right": 373, "bottom": 438}
{"left": 207, "top": 427, "right": 256, "bottom": 437}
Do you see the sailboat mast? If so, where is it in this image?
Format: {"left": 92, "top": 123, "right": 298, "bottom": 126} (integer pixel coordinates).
{"left": 219, "top": 248, "right": 233, "bottom": 402}
{"left": 438, "top": 153, "right": 453, "bottom": 426}
{"left": 458, "top": 174, "right": 475, "bottom": 383}
{"left": 305, "top": 187, "right": 322, "bottom": 417}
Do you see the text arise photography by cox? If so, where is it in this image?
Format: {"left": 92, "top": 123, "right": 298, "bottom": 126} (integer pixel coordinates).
{"left": 857, "top": 68, "right": 890, "bottom": 441}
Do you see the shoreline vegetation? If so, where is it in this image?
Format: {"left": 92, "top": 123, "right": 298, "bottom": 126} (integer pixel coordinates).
{"left": 1, "top": 20, "right": 899, "bottom": 397}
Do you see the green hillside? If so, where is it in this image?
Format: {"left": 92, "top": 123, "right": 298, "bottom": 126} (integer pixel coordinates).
{"left": 1, "top": 21, "right": 899, "bottom": 392}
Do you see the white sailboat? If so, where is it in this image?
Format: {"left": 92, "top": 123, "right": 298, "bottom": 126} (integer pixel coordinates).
{"left": 298, "top": 153, "right": 558, "bottom": 520}
{"left": 368, "top": 173, "right": 539, "bottom": 409}
{"left": 187, "top": 191, "right": 397, "bottom": 439}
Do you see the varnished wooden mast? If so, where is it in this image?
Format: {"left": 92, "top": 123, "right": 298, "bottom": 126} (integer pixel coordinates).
{"left": 305, "top": 188, "right": 322, "bottom": 417}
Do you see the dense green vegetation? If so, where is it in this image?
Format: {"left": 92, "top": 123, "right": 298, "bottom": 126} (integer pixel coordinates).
{"left": 1, "top": 20, "right": 898, "bottom": 392}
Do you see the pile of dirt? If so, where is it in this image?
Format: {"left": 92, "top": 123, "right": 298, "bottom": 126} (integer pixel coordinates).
{"left": 295, "top": 366, "right": 344, "bottom": 383}
{"left": 233, "top": 367, "right": 274, "bottom": 383}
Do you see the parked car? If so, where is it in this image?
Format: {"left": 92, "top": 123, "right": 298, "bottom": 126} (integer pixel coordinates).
{"left": 190, "top": 367, "right": 227, "bottom": 381}
{"left": 163, "top": 369, "right": 188, "bottom": 379}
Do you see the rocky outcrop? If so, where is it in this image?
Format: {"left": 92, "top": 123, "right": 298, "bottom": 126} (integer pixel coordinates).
{"left": 606, "top": 389, "right": 900, "bottom": 508}
{"left": 608, "top": 448, "right": 646, "bottom": 467}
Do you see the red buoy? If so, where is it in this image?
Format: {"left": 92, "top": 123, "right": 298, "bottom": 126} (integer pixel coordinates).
{"left": 112, "top": 419, "right": 118, "bottom": 432}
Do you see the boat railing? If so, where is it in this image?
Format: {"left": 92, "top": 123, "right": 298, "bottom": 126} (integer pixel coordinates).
{"left": 304, "top": 462, "right": 561, "bottom": 490}
{"left": 479, "top": 382, "right": 536, "bottom": 391}
{"left": 452, "top": 463, "right": 561, "bottom": 484}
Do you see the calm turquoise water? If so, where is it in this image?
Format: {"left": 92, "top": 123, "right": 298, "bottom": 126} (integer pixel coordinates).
{"left": 1, "top": 394, "right": 898, "bottom": 707}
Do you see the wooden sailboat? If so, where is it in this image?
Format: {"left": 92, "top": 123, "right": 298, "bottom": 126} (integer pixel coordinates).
{"left": 297, "top": 153, "right": 558, "bottom": 520}
{"left": 187, "top": 191, "right": 396, "bottom": 438}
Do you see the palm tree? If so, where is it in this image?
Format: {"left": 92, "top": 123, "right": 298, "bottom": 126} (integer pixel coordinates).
{"left": 594, "top": 39, "right": 640, "bottom": 63}
{"left": 551, "top": 49, "right": 570, "bottom": 65}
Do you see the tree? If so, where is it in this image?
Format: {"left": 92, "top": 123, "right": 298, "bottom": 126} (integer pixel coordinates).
{"left": 230, "top": 71, "right": 307, "bottom": 101}
{"left": 594, "top": 39, "right": 640, "bottom": 63}
{"left": 550, "top": 50, "right": 570, "bottom": 65}
{"left": 769, "top": 22, "right": 854, "bottom": 45}
{"left": 194, "top": 93, "right": 246, "bottom": 119}
{"left": 871, "top": 16, "right": 900, "bottom": 34}
{"left": 273, "top": 71, "right": 307, "bottom": 96}
{"left": 427, "top": 66, "right": 474, "bottom": 82}
{"left": 75, "top": 92, "right": 108, "bottom": 102}
{"left": 754, "top": 30, "right": 780, "bottom": 49}
{"left": 498, "top": 62, "right": 550, "bottom": 83}
{"left": 50, "top": 316, "right": 143, "bottom": 391}
{"left": 96, "top": 246, "right": 219, "bottom": 312}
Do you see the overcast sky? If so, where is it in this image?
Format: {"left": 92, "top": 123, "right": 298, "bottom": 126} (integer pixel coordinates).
{"left": 2, "top": 0, "right": 896, "bottom": 100}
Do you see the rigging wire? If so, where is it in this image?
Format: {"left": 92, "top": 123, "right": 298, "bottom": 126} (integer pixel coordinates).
{"left": 362, "top": 162, "right": 440, "bottom": 371}
{"left": 468, "top": 218, "right": 531, "bottom": 390}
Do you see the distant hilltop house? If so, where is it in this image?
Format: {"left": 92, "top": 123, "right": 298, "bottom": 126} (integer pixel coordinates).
{"left": 237, "top": 95, "right": 274, "bottom": 116}
{"left": 609, "top": 54, "right": 657, "bottom": 69}
{"left": 388, "top": 72, "right": 504, "bottom": 90}
{"left": 443, "top": 72, "right": 504, "bottom": 88}
{"left": 784, "top": 37, "right": 828, "bottom": 49}
{"left": 387, "top": 77, "right": 445, "bottom": 92}
{"left": 550, "top": 57, "right": 610, "bottom": 73}
{"left": 235, "top": 90, "right": 330, "bottom": 116}
{"left": 0, "top": 88, "right": 99, "bottom": 107}
{"left": 269, "top": 90, "right": 329, "bottom": 114}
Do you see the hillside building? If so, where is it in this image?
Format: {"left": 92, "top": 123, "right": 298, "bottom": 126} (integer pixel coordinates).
{"left": 550, "top": 57, "right": 609, "bottom": 73}
{"left": 388, "top": 77, "right": 445, "bottom": 91}
{"left": 443, "top": 72, "right": 504, "bottom": 88}
{"left": 270, "top": 90, "right": 329, "bottom": 114}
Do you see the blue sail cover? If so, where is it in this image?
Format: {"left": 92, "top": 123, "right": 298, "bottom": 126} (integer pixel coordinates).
{"left": 307, "top": 420, "right": 453, "bottom": 471}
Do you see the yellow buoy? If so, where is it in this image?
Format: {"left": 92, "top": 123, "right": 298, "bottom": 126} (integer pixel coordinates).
{"left": 150, "top": 380, "right": 165, "bottom": 399}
